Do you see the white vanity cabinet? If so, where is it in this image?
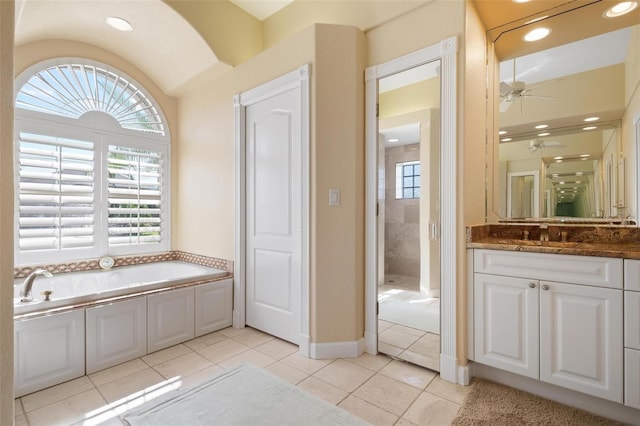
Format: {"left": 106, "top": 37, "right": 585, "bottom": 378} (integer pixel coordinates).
{"left": 195, "top": 279, "right": 233, "bottom": 337}
{"left": 473, "top": 249, "right": 624, "bottom": 403}
{"left": 147, "top": 286, "right": 195, "bottom": 353}
{"left": 14, "top": 309, "right": 85, "bottom": 398}
{"left": 86, "top": 297, "right": 147, "bottom": 374}
{"left": 623, "top": 259, "right": 640, "bottom": 409}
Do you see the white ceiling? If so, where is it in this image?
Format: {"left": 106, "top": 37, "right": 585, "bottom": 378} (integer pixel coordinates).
{"left": 229, "top": 0, "right": 293, "bottom": 20}
{"left": 499, "top": 27, "right": 632, "bottom": 84}
{"left": 14, "top": 0, "right": 226, "bottom": 97}
{"left": 380, "top": 123, "right": 421, "bottom": 147}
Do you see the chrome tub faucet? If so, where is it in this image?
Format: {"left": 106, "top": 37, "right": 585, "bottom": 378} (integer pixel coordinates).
{"left": 20, "top": 269, "right": 53, "bottom": 302}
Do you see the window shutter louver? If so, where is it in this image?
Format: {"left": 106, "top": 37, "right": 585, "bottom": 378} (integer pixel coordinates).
{"left": 17, "top": 132, "right": 95, "bottom": 252}
{"left": 107, "top": 145, "right": 163, "bottom": 247}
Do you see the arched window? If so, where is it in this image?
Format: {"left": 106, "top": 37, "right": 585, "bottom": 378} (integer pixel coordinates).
{"left": 14, "top": 59, "right": 171, "bottom": 265}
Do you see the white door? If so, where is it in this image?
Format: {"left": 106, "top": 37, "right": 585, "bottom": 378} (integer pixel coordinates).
{"left": 246, "top": 86, "right": 302, "bottom": 344}
{"left": 474, "top": 273, "right": 539, "bottom": 379}
{"left": 540, "top": 281, "right": 623, "bottom": 403}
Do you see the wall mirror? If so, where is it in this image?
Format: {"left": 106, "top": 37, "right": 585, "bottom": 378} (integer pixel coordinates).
{"left": 477, "top": 0, "right": 640, "bottom": 223}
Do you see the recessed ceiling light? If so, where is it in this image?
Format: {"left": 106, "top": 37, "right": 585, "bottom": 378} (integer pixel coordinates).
{"left": 559, "top": 181, "right": 565, "bottom": 184}
{"left": 554, "top": 156, "right": 563, "bottom": 160}
{"left": 388, "top": 138, "right": 399, "bottom": 143}
{"left": 106, "top": 16, "right": 133, "bottom": 32}
{"left": 580, "top": 154, "right": 590, "bottom": 158}
{"left": 604, "top": 1, "right": 638, "bottom": 18}
{"left": 501, "top": 137, "right": 512, "bottom": 142}
{"left": 513, "top": 0, "right": 531, "bottom": 3}
{"left": 499, "top": 130, "right": 507, "bottom": 135}
{"left": 583, "top": 126, "right": 597, "bottom": 131}
{"left": 524, "top": 27, "right": 551, "bottom": 42}
{"left": 584, "top": 116, "right": 600, "bottom": 122}
{"left": 555, "top": 159, "right": 563, "bottom": 163}
{"left": 552, "top": 173, "right": 559, "bottom": 177}
{"left": 538, "top": 132, "right": 550, "bottom": 137}
{"left": 535, "top": 124, "right": 548, "bottom": 129}
{"left": 576, "top": 171, "right": 583, "bottom": 175}
{"left": 576, "top": 180, "right": 582, "bottom": 183}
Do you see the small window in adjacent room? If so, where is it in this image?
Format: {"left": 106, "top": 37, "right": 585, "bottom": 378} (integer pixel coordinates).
{"left": 395, "top": 161, "right": 421, "bottom": 199}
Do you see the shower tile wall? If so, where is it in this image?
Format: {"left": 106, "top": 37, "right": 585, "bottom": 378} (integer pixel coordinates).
{"left": 385, "top": 143, "right": 420, "bottom": 278}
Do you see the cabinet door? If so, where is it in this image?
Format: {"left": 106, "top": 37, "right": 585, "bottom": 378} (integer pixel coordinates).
{"left": 625, "top": 291, "right": 640, "bottom": 350}
{"left": 14, "top": 310, "right": 85, "bottom": 397}
{"left": 195, "top": 279, "right": 233, "bottom": 337}
{"left": 86, "top": 297, "right": 147, "bottom": 374}
{"left": 148, "top": 287, "right": 195, "bottom": 353}
{"left": 474, "top": 273, "right": 539, "bottom": 379}
{"left": 540, "top": 281, "right": 623, "bottom": 403}
{"left": 625, "top": 348, "right": 640, "bottom": 409}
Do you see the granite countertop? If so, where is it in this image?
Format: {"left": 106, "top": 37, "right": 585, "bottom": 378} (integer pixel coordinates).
{"left": 467, "top": 224, "right": 640, "bottom": 259}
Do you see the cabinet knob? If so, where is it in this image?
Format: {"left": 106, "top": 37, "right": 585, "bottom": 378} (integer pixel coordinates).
{"left": 529, "top": 282, "right": 536, "bottom": 288}
{"left": 542, "top": 284, "right": 550, "bottom": 291}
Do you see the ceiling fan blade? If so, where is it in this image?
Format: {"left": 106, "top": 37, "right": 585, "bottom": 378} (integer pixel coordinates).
{"left": 499, "top": 99, "right": 513, "bottom": 112}
{"left": 500, "top": 81, "right": 513, "bottom": 96}
{"left": 523, "top": 94, "right": 556, "bottom": 100}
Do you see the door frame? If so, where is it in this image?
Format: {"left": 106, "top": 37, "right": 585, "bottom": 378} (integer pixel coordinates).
{"left": 234, "top": 64, "right": 311, "bottom": 355}
{"left": 364, "top": 37, "right": 466, "bottom": 383}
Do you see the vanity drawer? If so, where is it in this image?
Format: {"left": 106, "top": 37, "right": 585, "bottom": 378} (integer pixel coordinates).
{"left": 626, "top": 291, "right": 640, "bottom": 350}
{"left": 625, "top": 259, "right": 640, "bottom": 291}
{"left": 474, "top": 249, "right": 623, "bottom": 289}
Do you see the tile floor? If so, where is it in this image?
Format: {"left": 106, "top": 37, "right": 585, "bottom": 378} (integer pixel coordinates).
{"left": 14, "top": 326, "right": 472, "bottom": 426}
{"left": 378, "top": 274, "right": 441, "bottom": 371}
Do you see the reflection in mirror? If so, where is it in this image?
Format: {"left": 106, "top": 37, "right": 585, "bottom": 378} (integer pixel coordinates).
{"left": 483, "top": 0, "right": 640, "bottom": 223}
{"left": 507, "top": 171, "right": 539, "bottom": 218}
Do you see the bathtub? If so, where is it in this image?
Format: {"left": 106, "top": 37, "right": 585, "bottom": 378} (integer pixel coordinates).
{"left": 13, "top": 261, "right": 228, "bottom": 316}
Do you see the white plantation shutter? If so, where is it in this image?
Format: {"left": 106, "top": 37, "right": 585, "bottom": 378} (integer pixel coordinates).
{"left": 107, "top": 145, "right": 163, "bottom": 247}
{"left": 17, "top": 132, "right": 95, "bottom": 253}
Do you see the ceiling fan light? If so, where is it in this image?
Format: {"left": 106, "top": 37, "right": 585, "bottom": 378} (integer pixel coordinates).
{"left": 524, "top": 27, "right": 551, "bottom": 42}
{"left": 603, "top": 1, "right": 638, "bottom": 18}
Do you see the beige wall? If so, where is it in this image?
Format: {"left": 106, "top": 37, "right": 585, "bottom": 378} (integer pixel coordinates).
{"left": 176, "top": 24, "right": 366, "bottom": 344}
{"left": 0, "top": 1, "right": 14, "bottom": 421}
{"left": 379, "top": 78, "right": 440, "bottom": 119}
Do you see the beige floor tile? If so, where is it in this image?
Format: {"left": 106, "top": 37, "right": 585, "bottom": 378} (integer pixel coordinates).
{"left": 14, "top": 414, "right": 28, "bottom": 426}
{"left": 281, "top": 353, "right": 332, "bottom": 375}
{"left": 14, "top": 398, "right": 24, "bottom": 416}
{"left": 153, "top": 351, "right": 213, "bottom": 379}
{"left": 183, "top": 331, "right": 227, "bottom": 351}
{"left": 96, "top": 368, "right": 166, "bottom": 404}
{"left": 378, "top": 341, "right": 403, "bottom": 357}
{"left": 142, "top": 344, "right": 192, "bottom": 367}
{"left": 406, "top": 334, "right": 440, "bottom": 358}
{"left": 229, "top": 327, "right": 274, "bottom": 348}
{"left": 344, "top": 352, "right": 392, "bottom": 372}
{"left": 218, "top": 348, "right": 277, "bottom": 369}
{"left": 254, "top": 338, "right": 299, "bottom": 360}
{"left": 378, "top": 319, "right": 394, "bottom": 332}
{"left": 312, "top": 359, "right": 375, "bottom": 393}
{"left": 402, "top": 391, "right": 460, "bottom": 426}
{"left": 425, "top": 376, "right": 473, "bottom": 404}
{"left": 264, "top": 361, "right": 309, "bottom": 384}
{"left": 26, "top": 389, "right": 107, "bottom": 426}
{"left": 21, "top": 376, "right": 95, "bottom": 413}
{"left": 217, "top": 326, "right": 247, "bottom": 337}
{"left": 89, "top": 358, "right": 149, "bottom": 387}
{"left": 379, "top": 360, "right": 437, "bottom": 390}
{"left": 398, "top": 350, "right": 439, "bottom": 372}
{"left": 391, "top": 324, "right": 427, "bottom": 338}
{"left": 353, "top": 374, "right": 421, "bottom": 416}
{"left": 176, "top": 364, "right": 225, "bottom": 390}
{"left": 394, "top": 418, "right": 418, "bottom": 426}
{"left": 379, "top": 328, "right": 422, "bottom": 350}
{"left": 338, "top": 395, "right": 398, "bottom": 426}
{"left": 297, "top": 376, "right": 348, "bottom": 405}
{"left": 196, "top": 338, "right": 250, "bottom": 363}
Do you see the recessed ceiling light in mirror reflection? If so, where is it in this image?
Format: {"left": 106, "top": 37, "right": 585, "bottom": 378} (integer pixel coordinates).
{"left": 535, "top": 124, "right": 548, "bottom": 129}
{"left": 584, "top": 117, "right": 600, "bottom": 122}
{"left": 583, "top": 126, "right": 598, "bottom": 130}
{"left": 538, "top": 132, "right": 550, "bottom": 136}
{"left": 604, "top": 1, "right": 638, "bottom": 18}
{"left": 106, "top": 17, "right": 133, "bottom": 32}
{"left": 524, "top": 27, "right": 551, "bottom": 42}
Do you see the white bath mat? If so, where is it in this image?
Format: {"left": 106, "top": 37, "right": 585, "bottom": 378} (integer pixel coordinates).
{"left": 122, "top": 362, "right": 370, "bottom": 425}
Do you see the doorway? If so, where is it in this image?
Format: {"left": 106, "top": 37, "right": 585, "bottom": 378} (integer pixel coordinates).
{"left": 364, "top": 37, "right": 462, "bottom": 384}
{"left": 376, "top": 64, "right": 441, "bottom": 372}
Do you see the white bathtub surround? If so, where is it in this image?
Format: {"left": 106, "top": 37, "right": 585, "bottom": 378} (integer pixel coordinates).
{"left": 13, "top": 261, "right": 233, "bottom": 397}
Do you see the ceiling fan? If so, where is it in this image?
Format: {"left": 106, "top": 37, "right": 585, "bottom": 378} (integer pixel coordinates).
{"left": 500, "top": 60, "right": 558, "bottom": 112}
{"left": 527, "top": 139, "right": 566, "bottom": 152}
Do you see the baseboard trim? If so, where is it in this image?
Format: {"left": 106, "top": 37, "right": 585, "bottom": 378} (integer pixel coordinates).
{"left": 471, "top": 362, "right": 640, "bottom": 424}
{"left": 310, "top": 338, "right": 365, "bottom": 359}
{"left": 364, "top": 330, "right": 377, "bottom": 355}
{"left": 298, "top": 333, "right": 311, "bottom": 357}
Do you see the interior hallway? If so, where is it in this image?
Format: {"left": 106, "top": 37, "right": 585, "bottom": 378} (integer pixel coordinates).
{"left": 13, "top": 326, "right": 469, "bottom": 426}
